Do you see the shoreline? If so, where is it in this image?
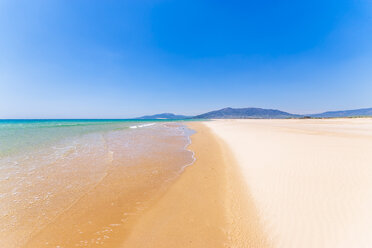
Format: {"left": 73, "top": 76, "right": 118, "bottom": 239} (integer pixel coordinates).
{"left": 15, "top": 123, "right": 194, "bottom": 248}
{"left": 7, "top": 119, "right": 372, "bottom": 247}
{"left": 120, "top": 122, "right": 269, "bottom": 247}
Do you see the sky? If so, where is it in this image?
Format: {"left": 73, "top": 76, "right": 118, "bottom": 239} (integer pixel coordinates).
{"left": 1, "top": 0, "right": 372, "bottom": 118}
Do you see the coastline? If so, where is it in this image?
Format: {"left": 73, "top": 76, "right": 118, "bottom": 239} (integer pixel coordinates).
{"left": 11, "top": 122, "right": 194, "bottom": 248}
{"left": 7, "top": 118, "right": 372, "bottom": 247}
{"left": 120, "top": 122, "right": 268, "bottom": 247}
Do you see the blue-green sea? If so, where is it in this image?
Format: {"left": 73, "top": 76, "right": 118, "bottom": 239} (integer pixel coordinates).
{"left": 0, "top": 119, "right": 187, "bottom": 157}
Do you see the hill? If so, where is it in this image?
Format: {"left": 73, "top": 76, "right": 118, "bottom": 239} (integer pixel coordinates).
{"left": 310, "top": 108, "right": 372, "bottom": 118}
{"left": 193, "top": 107, "right": 301, "bottom": 119}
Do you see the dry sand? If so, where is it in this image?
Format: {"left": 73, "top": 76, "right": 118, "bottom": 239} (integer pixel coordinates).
{"left": 205, "top": 118, "right": 372, "bottom": 248}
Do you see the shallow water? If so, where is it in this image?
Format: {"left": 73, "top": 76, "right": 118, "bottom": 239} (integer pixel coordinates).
{"left": 0, "top": 120, "right": 195, "bottom": 248}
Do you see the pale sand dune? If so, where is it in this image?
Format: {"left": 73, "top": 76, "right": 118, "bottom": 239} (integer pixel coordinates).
{"left": 205, "top": 119, "right": 372, "bottom": 248}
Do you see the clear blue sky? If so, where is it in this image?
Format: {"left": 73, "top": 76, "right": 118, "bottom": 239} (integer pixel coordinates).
{"left": 1, "top": 0, "right": 372, "bottom": 118}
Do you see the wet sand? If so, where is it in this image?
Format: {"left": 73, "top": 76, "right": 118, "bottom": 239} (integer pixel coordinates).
{"left": 206, "top": 119, "right": 372, "bottom": 248}
{"left": 3, "top": 124, "right": 193, "bottom": 248}
{"left": 21, "top": 122, "right": 268, "bottom": 248}
{"left": 22, "top": 154, "right": 186, "bottom": 248}
{"left": 121, "top": 122, "right": 268, "bottom": 248}
{"left": 8, "top": 121, "right": 269, "bottom": 248}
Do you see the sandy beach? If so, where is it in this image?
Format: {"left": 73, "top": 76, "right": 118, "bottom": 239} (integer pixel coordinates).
{"left": 4, "top": 119, "right": 372, "bottom": 247}
{"left": 124, "top": 118, "right": 372, "bottom": 247}
{"left": 1, "top": 121, "right": 268, "bottom": 248}
{"left": 121, "top": 122, "right": 268, "bottom": 248}
{"left": 2, "top": 123, "right": 195, "bottom": 248}
{"left": 205, "top": 119, "right": 372, "bottom": 248}
{"left": 3, "top": 1, "right": 372, "bottom": 246}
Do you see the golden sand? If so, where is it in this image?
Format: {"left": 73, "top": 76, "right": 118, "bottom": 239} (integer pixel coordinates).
{"left": 20, "top": 129, "right": 192, "bottom": 248}
{"left": 22, "top": 118, "right": 372, "bottom": 248}
{"left": 121, "top": 122, "right": 269, "bottom": 248}
{"left": 15, "top": 122, "right": 270, "bottom": 247}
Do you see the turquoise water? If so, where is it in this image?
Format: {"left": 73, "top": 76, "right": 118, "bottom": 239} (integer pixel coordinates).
{"left": 0, "top": 119, "right": 186, "bottom": 157}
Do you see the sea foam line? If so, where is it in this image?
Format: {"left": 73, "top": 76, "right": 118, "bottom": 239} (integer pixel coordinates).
{"left": 129, "top": 123, "right": 156, "bottom": 129}
{"left": 174, "top": 123, "right": 196, "bottom": 173}
{"left": 183, "top": 132, "right": 196, "bottom": 170}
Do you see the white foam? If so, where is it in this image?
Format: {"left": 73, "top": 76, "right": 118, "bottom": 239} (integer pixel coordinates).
{"left": 129, "top": 123, "right": 156, "bottom": 129}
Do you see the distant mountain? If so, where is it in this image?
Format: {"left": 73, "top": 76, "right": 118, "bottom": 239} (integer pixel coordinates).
{"left": 137, "top": 107, "right": 372, "bottom": 120}
{"left": 310, "top": 108, "right": 372, "bottom": 118}
{"left": 194, "top": 107, "right": 301, "bottom": 119}
{"left": 137, "top": 113, "right": 191, "bottom": 119}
